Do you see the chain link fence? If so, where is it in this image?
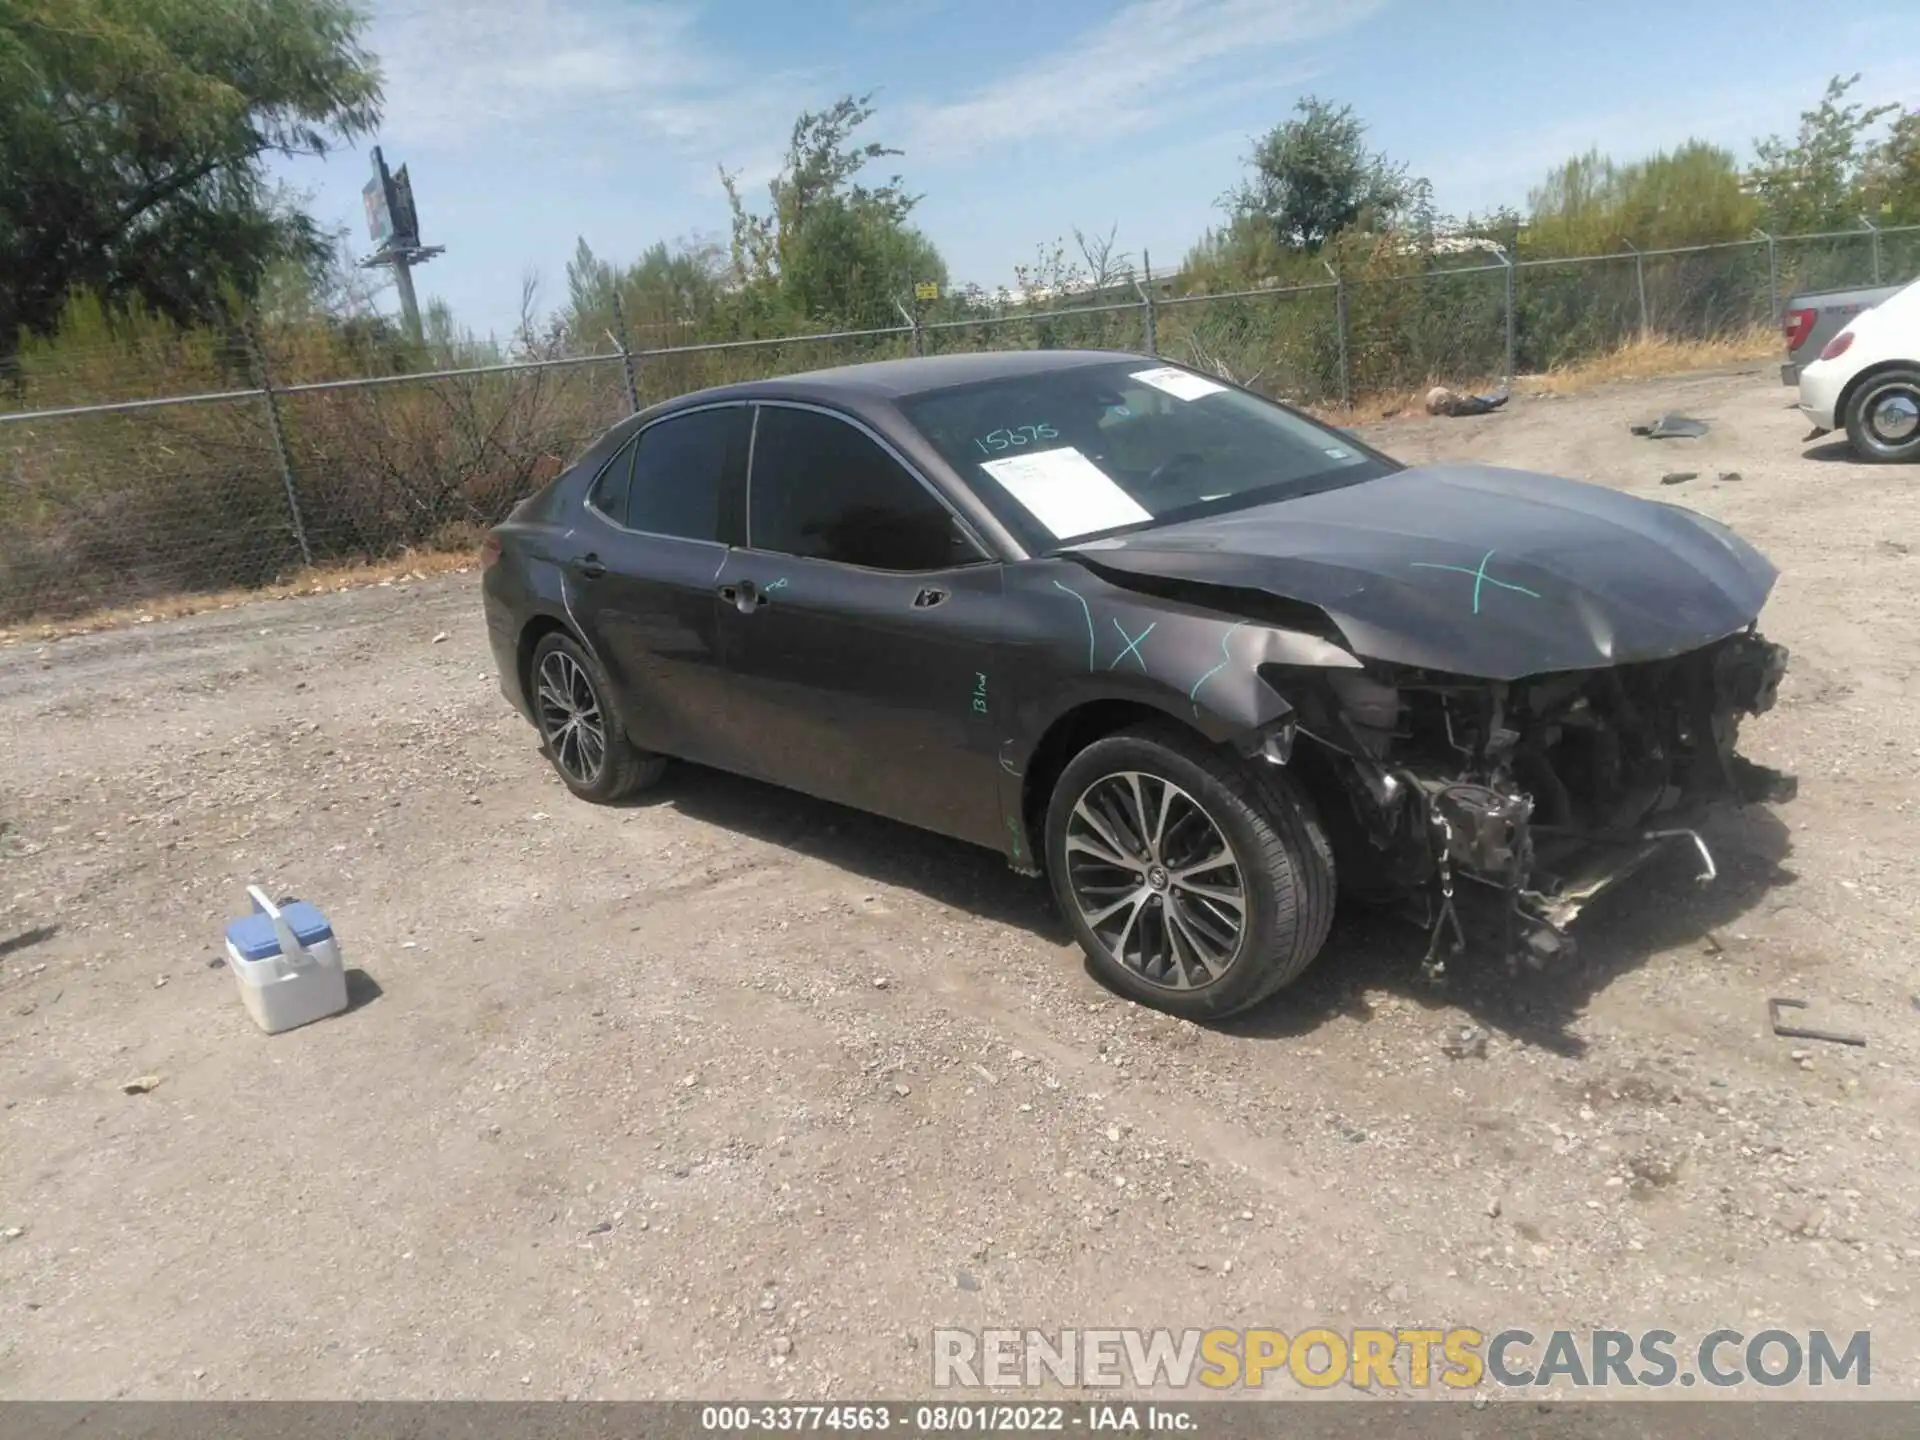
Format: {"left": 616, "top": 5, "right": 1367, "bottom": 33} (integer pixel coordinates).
{"left": 4, "top": 223, "right": 1917, "bottom": 624}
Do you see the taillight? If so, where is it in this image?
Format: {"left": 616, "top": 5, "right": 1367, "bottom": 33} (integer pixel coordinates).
{"left": 1819, "top": 330, "right": 1855, "bottom": 362}
{"left": 1784, "top": 308, "right": 1816, "bottom": 352}
{"left": 480, "top": 534, "right": 502, "bottom": 568}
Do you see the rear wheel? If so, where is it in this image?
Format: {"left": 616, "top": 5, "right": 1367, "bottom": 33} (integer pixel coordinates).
{"left": 1844, "top": 367, "right": 1920, "bottom": 462}
{"left": 529, "top": 631, "right": 665, "bottom": 802}
{"left": 1043, "top": 723, "right": 1335, "bottom": 1020}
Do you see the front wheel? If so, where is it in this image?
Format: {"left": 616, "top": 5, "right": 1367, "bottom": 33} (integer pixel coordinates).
{"left": 1844, "top": 367, "right": 1920, "bottom": 462}
{"left": 1043, "top": 723, "right": 1336, "bottom": 1020}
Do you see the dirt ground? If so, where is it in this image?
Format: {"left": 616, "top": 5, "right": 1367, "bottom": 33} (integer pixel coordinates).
{"left": 3, "top": 364, "right": 1918, "bottom": 1401}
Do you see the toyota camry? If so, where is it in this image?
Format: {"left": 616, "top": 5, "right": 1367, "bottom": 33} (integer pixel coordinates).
{"left": 481, "top": 350, "right": 1794, "bottom": 1019}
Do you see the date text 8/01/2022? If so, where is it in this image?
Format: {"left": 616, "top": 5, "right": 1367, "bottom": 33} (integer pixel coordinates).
{"left": 698, "top": 1404, "right": 1196, "bottom": 1433}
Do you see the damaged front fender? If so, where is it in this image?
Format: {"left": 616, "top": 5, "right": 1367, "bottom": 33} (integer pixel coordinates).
{"left": 1008, "top": 560, "right": 1363, "bottom": 756}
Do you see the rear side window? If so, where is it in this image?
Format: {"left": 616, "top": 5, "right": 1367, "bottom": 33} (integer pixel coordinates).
{"left": 627, "top": 405, "right": 748, "bottom": 542}
{"left": 586, "top": 439, "right": 635, "bottom": 525}
{"left": 748, "top": 405, "right": 979, "bottom": 570}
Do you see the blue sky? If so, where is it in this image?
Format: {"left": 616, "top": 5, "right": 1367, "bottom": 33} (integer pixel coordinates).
{"left": 272, "top": 0, "right": 1920, "bottom": 342}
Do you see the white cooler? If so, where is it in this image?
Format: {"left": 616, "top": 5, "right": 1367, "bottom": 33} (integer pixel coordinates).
{"left": 224, "top": 886, "right": 347, "bottom": 1034}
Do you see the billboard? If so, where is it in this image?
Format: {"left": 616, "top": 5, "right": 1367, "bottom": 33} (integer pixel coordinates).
{"left": 362, "top": 172, "right": 392, "bottom": 248}
{"left": 388, "top": 164, "right": 419, "bottom": 248}
{"left": 361, "top": 147, "right": 419, "bottom": 251}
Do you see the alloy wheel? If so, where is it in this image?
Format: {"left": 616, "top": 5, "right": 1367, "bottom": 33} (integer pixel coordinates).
{"left": 1063, "top": 770, "right": 1247, "bottom": 990}
{"left": 535, "top": 648, "right": 607, "bottom": 786}
{"left": 1864, "top": 382, "right": 1920, "bottom": 448}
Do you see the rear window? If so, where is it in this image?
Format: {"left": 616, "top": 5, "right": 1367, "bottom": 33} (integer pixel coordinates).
{"left": 586, "top": 440, "right": 634, "bottom": 525}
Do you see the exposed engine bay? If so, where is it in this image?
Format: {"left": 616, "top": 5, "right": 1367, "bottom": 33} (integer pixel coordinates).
{"left": 1277, "top": 629, "right": 1795, "bottom": 973}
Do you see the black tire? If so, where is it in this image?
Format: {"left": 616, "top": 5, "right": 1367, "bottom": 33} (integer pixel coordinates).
{"left": 528, "top": 631, "right": 665, "bottom": 803}
{"left": 1043, "top": 721, "right": 1336, "bottom": 1020}
{"left": 1844, "top": 367, "right": 1920, "bottom": 463}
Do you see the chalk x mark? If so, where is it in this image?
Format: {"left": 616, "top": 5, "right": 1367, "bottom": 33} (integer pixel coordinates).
{"left": 1410, "top": 549, "right": 1540, "bottom": 615}
{"left": 1110, "top": 618, "right": 1156, "bottom": 671}
{"left": 1052, "top": 580, "right": 1097, "bottom": 671}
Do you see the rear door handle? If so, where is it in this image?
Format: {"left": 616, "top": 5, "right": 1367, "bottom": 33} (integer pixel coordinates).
{"left": 575, "top": 553, "right": 607, "bottom": 580}
{"left": 718, "top": 581, "right": 768, "bottom": 613}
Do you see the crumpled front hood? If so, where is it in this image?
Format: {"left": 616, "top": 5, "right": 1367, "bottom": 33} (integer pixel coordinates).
{"left": 1068, "top": 463, "right": 1778, "bottom": 680}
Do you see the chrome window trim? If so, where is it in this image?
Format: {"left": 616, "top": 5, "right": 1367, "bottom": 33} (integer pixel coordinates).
{"left": 744, "top": 398, "right": 994, "bottom": 573}
{"left": 579, "top": 400, "right": 748, "bottom": 548}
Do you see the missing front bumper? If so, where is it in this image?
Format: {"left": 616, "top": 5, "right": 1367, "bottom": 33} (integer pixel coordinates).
{"left": 1522, "top": 827, "right": 1714, "bottom": 934}
{"left": 1410, "top": 757, "right": 1796, "bottom": 974}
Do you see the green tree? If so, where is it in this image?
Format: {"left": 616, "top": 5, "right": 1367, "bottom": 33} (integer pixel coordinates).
{"left": 1861, "top": 108, "right": 1920, "bottom": 225}
{"left": 1524, "top": 141, "right": 1757, "bottom": 254}
{"left": 1748, "top": 73, "right": 1896, "bottom": 234}
{"left": 0, "top": 0, "right": 382, "bottom": 364}
{"left": 1227, "top": 96, "right": 1416, "bottom": 253}
{"left": 719, "top": 92, "right": 945, "bottom": 330}
{"left": 563, "top": 235, "right": 727, "bottom": 350}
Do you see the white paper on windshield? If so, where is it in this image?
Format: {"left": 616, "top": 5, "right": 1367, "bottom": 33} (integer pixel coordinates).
{"left": 1130, "top": 366, "right": 1227, "bottom": 401}
{"left": 980, "top": 447, "right": 1152, "bottom": 538}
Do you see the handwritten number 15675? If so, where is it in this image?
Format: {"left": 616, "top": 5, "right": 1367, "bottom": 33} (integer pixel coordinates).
{"left": 975, "top": 423, "right": 1058, "bottom": 455}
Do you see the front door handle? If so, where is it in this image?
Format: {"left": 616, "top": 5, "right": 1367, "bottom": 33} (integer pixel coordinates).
{"left": 912, "top": 586, "right": 949, "bottom": 608}
{"left": 575, "top": 553, "right": 607, "bottom": 580}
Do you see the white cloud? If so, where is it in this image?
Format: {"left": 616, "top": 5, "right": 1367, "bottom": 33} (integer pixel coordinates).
{"left": 898, "top": 0, "right": 1385, "bottom": 166}
{"left": 361, "top": 0, "right": 816, "bottom": 167}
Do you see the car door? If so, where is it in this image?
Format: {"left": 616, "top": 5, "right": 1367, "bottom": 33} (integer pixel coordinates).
{"left": 564, "top": 402, "right": 748, "bottom": 768}
{"left": 712, "top": 400, "right": 1009, "bottom": 849}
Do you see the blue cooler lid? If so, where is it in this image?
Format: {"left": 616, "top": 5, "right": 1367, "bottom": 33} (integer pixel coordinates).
{"left": 225, "top": 902, "right": 334, "bottom": 962}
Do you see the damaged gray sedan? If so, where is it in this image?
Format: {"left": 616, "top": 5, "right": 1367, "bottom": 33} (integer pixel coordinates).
{"left": 483, "top": 349, "right": 1794, "bottom": 1019}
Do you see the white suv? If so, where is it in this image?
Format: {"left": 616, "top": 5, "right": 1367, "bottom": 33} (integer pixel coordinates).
{"left": 1798, "top": 276, "right": 1920, "bottom": 462}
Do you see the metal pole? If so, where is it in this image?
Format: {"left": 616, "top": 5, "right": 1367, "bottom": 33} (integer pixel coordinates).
{"left": 1135, "top": 249, "right": 1157, "bottom": 356}
{"left": 1860, "top": 215, "right": 1882, "bottom": 284}
{"left": 246, "top": 324, "right": 312, "bottom": 567}
{"left": 1496, "top": 247, "right": 1516, "bottom": 381}
{"left": 893, "top": 297, "right": 923, "bottom": 356}
{"left": 392, "top": 258, "right": 424, "bottom": 346}
{"left": 1323, "top": 258, "right": 1349, "bottom": 408}
{"left": 1754, "top": 230, "right": 1779, "bottom": 328}
{"left": 608, "top": 291, "right": 642, "bottom": 413}
{"left": 1624, "top": 241, "right": 1648, "bottom": 337}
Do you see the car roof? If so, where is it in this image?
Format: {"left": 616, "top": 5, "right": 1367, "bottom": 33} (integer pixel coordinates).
{"left": 656, "top": 348, "right": 1147, "bottom": 410}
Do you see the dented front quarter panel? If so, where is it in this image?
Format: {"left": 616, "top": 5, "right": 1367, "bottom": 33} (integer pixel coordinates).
{"left": 993, "top": 559, "right": 1364, "bottom": 860}
{"left": 1006, "top": 562, "right": 1358, "bottom": 743}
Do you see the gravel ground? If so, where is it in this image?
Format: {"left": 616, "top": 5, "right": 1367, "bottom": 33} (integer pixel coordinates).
{"left": 2, "top": 364, "right": 1918, "bottom": 1401}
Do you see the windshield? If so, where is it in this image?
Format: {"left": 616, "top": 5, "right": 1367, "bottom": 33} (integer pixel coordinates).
{"left": 899, "top": 359, "right": 1393, "bottom": 551}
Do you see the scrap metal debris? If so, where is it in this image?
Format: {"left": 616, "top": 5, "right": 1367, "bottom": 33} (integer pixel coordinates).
{"left": 1425, "top": 384, "right": 1510, "bottom": 418}
{"left": 1631, "top": 413, "right": 1709, "bottom": 439}
{"left": 1439, "top": 1024, "right": 1490, "bottom": 1059}
{"left": 1768, "top": 997, "right": 1866, "bottom": 1048}
{"left": 1661, "top": 472, "right": 1698, "bottom": 485}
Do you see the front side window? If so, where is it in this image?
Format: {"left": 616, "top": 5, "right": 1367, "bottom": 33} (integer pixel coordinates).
{"left": 900, "top": 360, "right": 1393, "bottom": 550}
{"left": 623, "top": 405, "right": 748, "bottom": 542}
{"left": 748, "top": 405, "right": 982, "bottom": 571}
